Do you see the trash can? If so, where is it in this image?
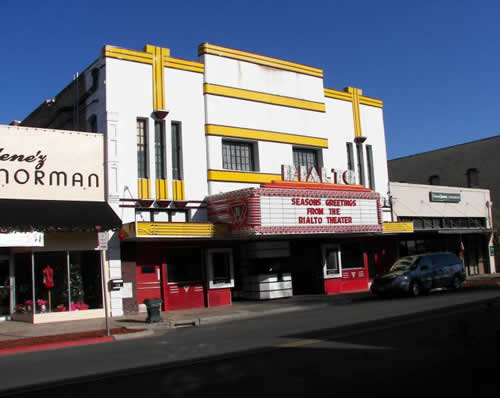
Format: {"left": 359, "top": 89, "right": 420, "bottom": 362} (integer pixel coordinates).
{"left": 144, "top": 298, "right": 163, "bottom": 323}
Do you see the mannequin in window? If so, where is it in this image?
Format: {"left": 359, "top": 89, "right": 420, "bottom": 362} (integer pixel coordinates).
{"left": 43, "top": 265, "right": 54, "bottom": 311}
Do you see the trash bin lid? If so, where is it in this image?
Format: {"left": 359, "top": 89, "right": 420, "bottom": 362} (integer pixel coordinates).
{"left": 144, "top": 298, "right": 163, "bottom": 306}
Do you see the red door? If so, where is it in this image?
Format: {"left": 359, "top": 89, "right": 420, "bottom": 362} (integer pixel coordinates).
{"left": 164, "top": 248, "right": 205, "bottom": 311}
{"left": 136, "top": 264, "right": 162, "bottom": 308}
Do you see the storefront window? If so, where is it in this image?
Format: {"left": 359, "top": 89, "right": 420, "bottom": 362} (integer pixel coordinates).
{"left": 207, "top": 249, "right": 235, "bottom": 288}
{"left": 34, "top": 252, "right": 68, "bottom": 313}
{"left": 69, "top": 251, "right": 102, "bottom": 310}
{"left": 14, "top": 250, "right": 103, "bottom": 314}
{"left": 14, "top": 253, "right": 32, "bottom": 313}
{"left": 323, "top": 245, "right": 340, "bottom": 277}
{"left": 341, "top": 244, "right": 364, "bottom": 269}
{"left": 166, "top": 248, "right": 202, "bottom": 284}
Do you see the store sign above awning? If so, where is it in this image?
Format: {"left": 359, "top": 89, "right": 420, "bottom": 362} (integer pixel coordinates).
{"left": 430, "top": 192, "right": 461, "bottom": 203}
{"left": 0, "top": 231, "right": 44, "bottom": 247}
{"left": 0, "top": 125, "right": 105, "bottom": 202}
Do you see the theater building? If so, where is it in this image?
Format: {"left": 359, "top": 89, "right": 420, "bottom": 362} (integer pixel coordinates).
{"left": 0, "top": 125, "right": 121, "bottom": 323}
{"left": 21, "top": 43, "right": 394, "bottom": 314}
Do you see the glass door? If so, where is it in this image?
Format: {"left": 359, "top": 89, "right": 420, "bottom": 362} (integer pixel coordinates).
{"left": 0, "top": 259, "right": 10, "bottom": 316}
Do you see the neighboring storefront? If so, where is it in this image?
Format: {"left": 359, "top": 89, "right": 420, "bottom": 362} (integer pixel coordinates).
{"left": 0, "top": 125, "right": 121, "bottom": 323}
{"left": 382, "top": 182, "right": 496, "bottom": 276}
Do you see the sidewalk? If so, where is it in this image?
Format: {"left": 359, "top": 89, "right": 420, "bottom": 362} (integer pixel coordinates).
{"left": 1, "top": 273, "right": 499, "bottom": 355}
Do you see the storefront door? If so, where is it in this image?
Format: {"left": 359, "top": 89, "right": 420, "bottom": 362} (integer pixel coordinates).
{"left": 136, "top": 264, "right": 162, "bottom": 308}
{"left": 0, "top": 259, "right": 10, "bottom": 316}
{"left": 165, "top": 248, "right": 205, "bottom": 311}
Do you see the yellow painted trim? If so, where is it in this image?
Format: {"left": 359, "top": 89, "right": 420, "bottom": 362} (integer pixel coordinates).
{"left": 324, "top": 88, "right": 383, "bottom": 109}
{"left": 207, "top": 169, "right": 281, "bottom": 184}
{"left": 204, "top": 84, "right": 326, "bottom": 113}
{"left": 383, "top": 222, "right": 414, "bottom": 233}
{"left": 156, "top": 179, "right": 169, "bottom": 200}
{"left": 206, "top": 125, "right": 328, "bottom": 148}
{"left": 164, "top": 57, "right": 204, "bottom": 73}
{"left": 144, "top": 45, "right": 169, "bottom": 111}
{"left": 137, "top": 222, "right": 227, "bottom": 237}
{"left": 199, "top": 43, "right": 323, "bottom": 78}
{"left": 173, "top": 180, "right": 185, "bottom": 200}
{"left": 324, "top": 88, "right": 353, "bottom": 102}
{"left": 103, "top": 45, "right": 153, "bottom": 64}
{"left": 345, "top": 87, "right": 363, "bottom": 138}
{"left": 138, "top": 178, "right": 151, "bottom": 199}
{"left": 359, "top": 96, "right": 383, "bottom": 108}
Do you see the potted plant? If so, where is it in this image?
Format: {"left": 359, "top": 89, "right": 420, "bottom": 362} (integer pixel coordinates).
{"left": 15, "top": 304, "right": 25, "bottom": 313}
{"left": 37, "top": 299, "right": 48, "bottom": 313}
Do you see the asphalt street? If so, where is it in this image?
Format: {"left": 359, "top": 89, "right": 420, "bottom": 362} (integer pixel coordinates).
{"left": 1, "top": 286, "right": 499, "bottom": 397}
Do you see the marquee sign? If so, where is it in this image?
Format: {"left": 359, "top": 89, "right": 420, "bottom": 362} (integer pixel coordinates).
{"left": 0, "top": 125, "right": 105, "bottom": 202}
{"left": 207, "top": 183, "right": 382, "bottom": 236}
{"left": 260, "top": 196, "right": 379, "bottom": 227}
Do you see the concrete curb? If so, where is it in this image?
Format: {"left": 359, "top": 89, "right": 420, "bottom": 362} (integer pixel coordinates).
{"left": 0, "top": 336, "right": 114, "bottom": 356}
{"left": 113, "top": 330, "right": 155, "bottom": 341}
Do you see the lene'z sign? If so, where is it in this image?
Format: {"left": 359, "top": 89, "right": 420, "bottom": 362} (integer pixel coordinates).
{"left": 0, "top": 125, "right": 104, "bottom": 202}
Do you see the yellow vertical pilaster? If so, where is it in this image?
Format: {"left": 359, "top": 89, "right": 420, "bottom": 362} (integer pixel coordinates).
{"left": 346, "top": 87, "right": 363, "bottom": 139}
{"left": 144, "top": 45, "right": 170, "bottom": 112}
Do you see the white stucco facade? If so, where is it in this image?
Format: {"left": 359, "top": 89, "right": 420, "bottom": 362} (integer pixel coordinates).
{"left": 21, "top": 42, "right": 392, "bottom": 314}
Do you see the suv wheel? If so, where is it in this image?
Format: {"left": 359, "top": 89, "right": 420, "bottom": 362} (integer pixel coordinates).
{"left": 409, "top": 281, "right": 420, "bottom": 297}
{"left": 451, "top": 275, "right": 461, "bottom": 290}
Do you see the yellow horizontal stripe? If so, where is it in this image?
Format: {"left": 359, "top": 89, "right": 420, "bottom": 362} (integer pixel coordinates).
{"left": 324, "top": 88, "right": 383, "bottom": 108}
{"left": 359, "top": 96, "right": 383, "bottom": 108}
{"left": 206, "top": 125, "right": 328, "bottom": 148}
{"left": 144, "top": 44, "right": 170, "bottom": 56}
{"left": 324, "top": 88, "right": 353, "bottom": 102}
{"left": 137, "top": 222, "right": 226, "bottom": 237}
{"left": 199, "top": 43, "right": 323, "bottom": 78}
{"left": 204, "top": 84, "right": 325, "bottom": 113}
{"left": 208, "top": 169, "right": 281, "bottom": 184}
{"left": 104, "top": 46, "right": 153, "bottom": 64}
{"left": 165, "top": 57, "right": 204, "bottom": 73}
{"left": 383, "top": 222, "right": 414, "bottom": 233}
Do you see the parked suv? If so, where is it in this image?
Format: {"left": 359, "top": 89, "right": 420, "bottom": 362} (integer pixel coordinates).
{"left": 370, "top": 252, "right": 466, "bottom": 297}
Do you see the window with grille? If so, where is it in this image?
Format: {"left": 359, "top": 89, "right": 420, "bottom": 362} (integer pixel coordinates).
{"left": 356, "top": 143, "right": 366, "bottom": 186}
{"left": 154, "top": 121, "right": 166, "bottom": 179}
{"left": 222, "top": 140, "right": 255, "bottom": 171}
{"left": 137, "top": 118, "right": 148, "bottom": 178}
{"left": 171, "top": 122, "right": 183, "bottom": 180}
{"left": 293, "top": 148, "right": 319, "bottom": 169}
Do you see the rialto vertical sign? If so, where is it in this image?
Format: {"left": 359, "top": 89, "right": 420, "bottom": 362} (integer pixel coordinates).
{"left": 0, "top": 125, "right": 105, "bottom": 202}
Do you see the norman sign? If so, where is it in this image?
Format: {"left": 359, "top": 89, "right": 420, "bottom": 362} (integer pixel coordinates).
{"left": 0, "top": 125, "right": 105, "bottom": 202}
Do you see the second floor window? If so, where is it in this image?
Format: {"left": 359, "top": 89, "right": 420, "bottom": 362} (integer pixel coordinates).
{"left": 429, "top": 174, "right": 440, "bottom": 185}
{"left": 222, "top": 140, "right": 255, "bottom": 171}
{"left": 466, "top": 168, "right": 479, "bottom": 187}
{"left": 154, "top": 121, "right": 166, "bottom": 179}
{"left": 137, "top": 118, "right": 148, "bottom": 178}
{"left": 171, "top": 121, "right": 183, "bottom": 180}
{"left": 293, "top": 148, "right": 319, "bottom": 170}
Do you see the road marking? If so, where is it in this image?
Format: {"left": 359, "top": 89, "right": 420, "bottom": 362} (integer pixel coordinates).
{"left": 274, "top": 339, "right": 323, "bottom": 348}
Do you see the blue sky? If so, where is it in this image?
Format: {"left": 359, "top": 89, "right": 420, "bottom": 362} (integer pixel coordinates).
{"left": 1, "top": 0, "right": 499, "bottom": 159}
